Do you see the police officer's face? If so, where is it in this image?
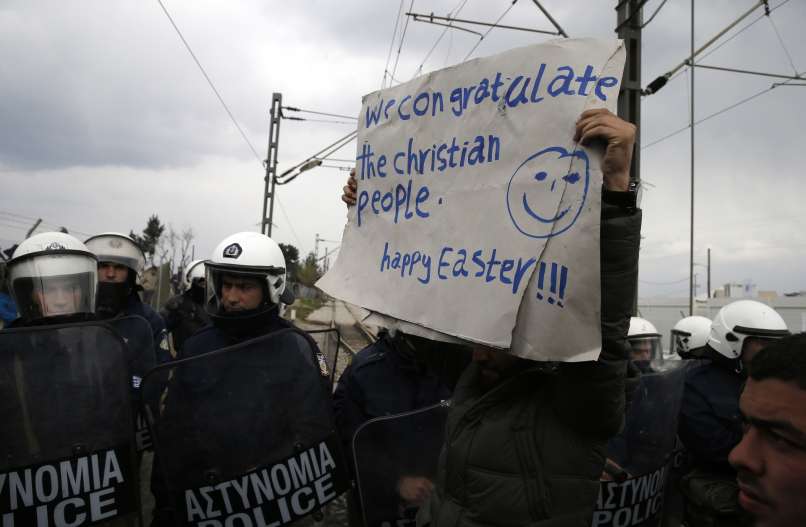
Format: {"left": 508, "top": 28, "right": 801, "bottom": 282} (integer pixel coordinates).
{"left": 729, "top": 378, "right": 806, "bottom": 527}
{"left": 220, "top": 275, "right": 263, "bottom": 311}
{"left": 629, "top": 339, "right": 653, "bottom": 362}
{"left": 98, "top": 262, "right": 129, "bottom": 283}
{"left": 34, "top": 279, "right": 81, "bottom": 316}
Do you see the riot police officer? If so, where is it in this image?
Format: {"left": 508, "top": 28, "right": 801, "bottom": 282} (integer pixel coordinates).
{"left": 627, "top": 316, "right": 663, "bottom": 362}
{"left": 1, "top": 233, "right": 140, "bottom": 525}
{"left": 4, "top": 232, "right": 97, "bottom": 327}
{"left": 159, "top": 259, "right": 209, "bottom": 357}
{"left": 334, "top": 329, "right": 455, "bottom": 525}
{"left": 148, "top": 232, "right": 343, "bottom": 526}
{"left": 678, "top": 300, "right": 789, "bottom": 526}
{"left": 670, "top": 315, "right": 711, "bottom": 359}
{"left": 85, "top": 232, "right": 170, "bottom": 363}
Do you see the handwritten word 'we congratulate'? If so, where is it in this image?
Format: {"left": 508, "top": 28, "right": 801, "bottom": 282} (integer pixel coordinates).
{"left": 364, "top": 64, "right": 618, "bottom": 130}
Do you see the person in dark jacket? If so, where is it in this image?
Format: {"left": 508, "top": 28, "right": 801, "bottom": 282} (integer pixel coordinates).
{"left": 149, "top": 231, "right": 333, "bottom": 527}
{"left": 340, "top": 108, "right": 641, "bottom": 526}
{"left": 85, "top": 232, "right": 171, "bottom": 363}
{"left": 678, "top": 300, "right": 788, "bottom": 526}
{"left": 1, "top": 232, "right": 131, "bottom": 461}
{"left": 159, "top": 259, "right": 210, "bottom": 357}
{"left": 334, "top": 329, "right": 455, "bottom": 525}
{"left": 426, "top": 109, "right": 641, "bottom": 526}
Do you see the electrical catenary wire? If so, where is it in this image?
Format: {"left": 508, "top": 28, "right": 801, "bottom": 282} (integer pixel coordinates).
{"left": 382, "top": 0, "right": 406, "bottom": 88}
{"left": 155, "top": 0, "right": 262, "bottom": 164}
{"left": 411, "top": 0, "right": 471, "bottom": 78}
{"left": 463, "top": 0, "right": 519, "bottom": 61}
{"left": 390, "top": 0, "right": 416, "bottom": 87}
{"left": 642, "top": 77, "right": 800, "bottom": 150}
{"left": 155, "top": 0, "right": 301, "bottom": 245}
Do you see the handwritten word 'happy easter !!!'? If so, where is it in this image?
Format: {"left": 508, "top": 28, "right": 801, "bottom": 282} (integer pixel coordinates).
{"left": 363, "top": 64, "right": 619, "bottom": 130}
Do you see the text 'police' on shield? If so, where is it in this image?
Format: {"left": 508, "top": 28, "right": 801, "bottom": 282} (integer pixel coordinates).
{"left": 0, "top": 446, "right": 136, "bottom": 526}
{"left": 183, "top": 436, "right": 348, "bottom": 527}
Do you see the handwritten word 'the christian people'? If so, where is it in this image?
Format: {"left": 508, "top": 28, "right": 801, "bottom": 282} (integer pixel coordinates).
{"left": 364, "top": 64, "right": 619, "bottom": 129}
{"left": 356, "top": 134, "right": 500, "bottom": 227}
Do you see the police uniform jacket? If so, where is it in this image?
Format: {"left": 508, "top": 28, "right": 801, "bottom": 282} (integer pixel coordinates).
{"left": 122, "top": 293, "right": 171, "bottom": 364}
{"left": 677, "top": 361, "right": 742, "bottom": 474}
{"left": 159, "top": 290, "right": 210, "bottom": 357}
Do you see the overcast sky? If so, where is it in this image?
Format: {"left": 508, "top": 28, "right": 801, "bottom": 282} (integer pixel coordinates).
{"left": 1, "top": 0, "right": 804, "bottom": 298}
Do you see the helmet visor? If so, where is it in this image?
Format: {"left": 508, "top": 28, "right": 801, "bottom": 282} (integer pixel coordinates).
{"left": 670, "top": 330, "right": 692, "bottom": 357}
{"left": 7, "top": 253, "right": 97, "bottom": 322}
{"left": 628, "top": 335, "right": 663, "bottom": 362}
{"left": 11, "top": 273, "right": 96, "bottom": 321}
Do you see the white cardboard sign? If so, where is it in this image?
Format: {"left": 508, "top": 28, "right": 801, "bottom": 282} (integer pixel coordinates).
{"left": 317, "top": 39, "right": 626, "bottom": 361}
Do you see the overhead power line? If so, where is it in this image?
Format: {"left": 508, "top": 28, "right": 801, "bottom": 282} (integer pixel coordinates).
{"left": 382, "top": 0, "right": 406, "bottom": 89}
{"left": 642, "top": 77, "right": 800, "bottom": 150}
{"left": 641, "top": 0, "right": 670, "bottom": 29}
{"left": 155, "top": 0, "right": 262, "bottom": 164}
{"left": 463, "top": 0, "right": 520, "bottom": 61}
{"left": 411, "top": 0, "right": 471, "bottom": 78}
{"left": 530, "top": 0, "right": 569, "bottom": 37}
{"left": 390, "top": 0, "right": 416, "bottom": 87}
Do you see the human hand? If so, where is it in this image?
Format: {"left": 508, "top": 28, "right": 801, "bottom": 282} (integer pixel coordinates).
{"left": 342, "top": 169, "right": 357, "bottom": 207}
{"left": 397, "top": 476, "right": 434, "bottom": 506}
{"left": 573, "top": 109, "right": 636, "bottom": 192}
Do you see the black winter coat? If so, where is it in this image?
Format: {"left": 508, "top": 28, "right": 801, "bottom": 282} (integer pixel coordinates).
{"left": 425, "top": 201, "right": 642, "bottom": 527}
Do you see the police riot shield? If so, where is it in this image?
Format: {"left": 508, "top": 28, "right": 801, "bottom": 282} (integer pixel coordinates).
{"left": 106, "top": 315, "right": 157, "bottom": 452}
{"left": 306, "top": 328, "right": 340, "bottom": 389}
{"left": 142, "top": 328, "right": 350, "bottom": 527}
{"left": 352, "top": 402, "right": 449, "bottom": 527}
{"left": 592, "top": 361, "right": 688, "bottom": 527}
{"left": 0, "top": 321, "right": 141, "bottom": 526}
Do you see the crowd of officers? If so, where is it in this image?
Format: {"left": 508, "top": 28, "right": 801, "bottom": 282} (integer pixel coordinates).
{"left": 1, "top": 109, "right": 805, "bottom": 527}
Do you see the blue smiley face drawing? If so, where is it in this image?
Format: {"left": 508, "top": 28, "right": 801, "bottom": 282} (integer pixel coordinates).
{"left": 506, "top": 146, "right": 590, "bottom": 239}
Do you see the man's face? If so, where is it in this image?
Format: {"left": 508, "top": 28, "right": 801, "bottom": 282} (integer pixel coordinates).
{"left": 34, "top": 278, "right": 81, "bottom": 316}
{"left": 220, "top": 275, "right": 263, "bottom": 312}
{"left": 630, "top": 339, "right": 653, "bottom": 362}
{"left": 472, "top": 346, "right": 522, "bottom": 388}
{"left": 729, "top": 378, "right": 806, "bottom": 527}
{"left": 98, "top": 262, "right": 129, "bottom": 283}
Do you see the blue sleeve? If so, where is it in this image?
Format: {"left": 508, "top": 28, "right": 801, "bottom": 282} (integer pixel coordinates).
{"left": 678, "top": 373, "right": 742, "bottom": 469}
{"left": 333, "top": 362, "right": 369, "bottom": 472}
{"left": 143, "top": 305, "right": 172, "bottom": 364}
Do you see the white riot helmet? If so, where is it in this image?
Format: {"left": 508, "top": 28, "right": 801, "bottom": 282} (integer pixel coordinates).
{"left": 627, "top": 317, "right": 663, "bottom": 361}
{"left": 670, "top": 316, "right": 712, "bottom": 359}
{"left": 84, "top": 232, "right": 145, "bottom": 277}
{"left": 205, "top": 232, "right": 293, "bottom": 319}
{"left": 183, "top": 259, "right": 206, "bottom": 290}
{"left": 707, "top": 300, "right": 788, "bottom": 361}
{"left": 6, "top": 232, "right": 98, "bottom": 323}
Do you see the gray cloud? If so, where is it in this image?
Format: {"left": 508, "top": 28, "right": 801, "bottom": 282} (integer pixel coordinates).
{"left": 1, "top": 0, "right": 804, "bottom": 300}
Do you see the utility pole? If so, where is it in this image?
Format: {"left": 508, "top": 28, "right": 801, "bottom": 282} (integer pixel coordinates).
{"left": 616, "top": 1, "right": 642, "bottom": 315}
{"left": 261, "top": 93, "right": 282, "bottom": 237}
{"left": 616, "top": 0, "right": 642, "bottom": 185}
{"left": 689, "top": 0, "right": 695, "bottom": 316}
{"left": 707, "top": 247, "right": 711, "bottom": 299}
